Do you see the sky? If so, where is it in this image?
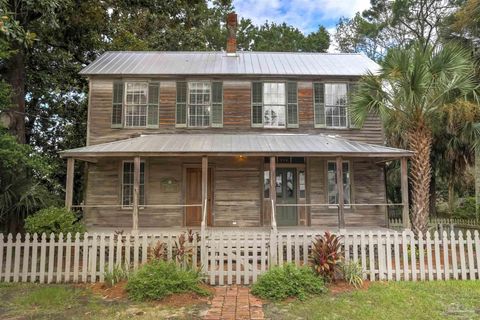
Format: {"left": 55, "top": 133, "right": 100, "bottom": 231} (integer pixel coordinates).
{"left": 233, "top": 0, "right": 372, "bottom": 51}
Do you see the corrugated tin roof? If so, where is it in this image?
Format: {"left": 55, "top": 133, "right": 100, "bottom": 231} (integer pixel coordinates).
{"left": 80, "top": 51, "right": 380, "bottom": 76}
{"left": 60, "top": 134, "right": 411, "bottom": 157}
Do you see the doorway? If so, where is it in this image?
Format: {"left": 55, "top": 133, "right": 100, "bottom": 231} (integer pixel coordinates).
{"left": 275, "top": 168, "right": 297, "bottom": 226}
{"left": 185, "top": 168, "right": 213, "bottom": 227}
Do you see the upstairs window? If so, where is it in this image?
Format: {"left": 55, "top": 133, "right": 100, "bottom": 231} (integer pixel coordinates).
{"left": 176, "top": 81, "right": 223, "bottom": 127}
{"left": 252, "top": 82, "right": 298, "bottom": 128}
{"left": 314, "top": 82, "right": 359, "bottom": 129}
{"left": 111, "top": 81, "right": 160, "bottom": 128}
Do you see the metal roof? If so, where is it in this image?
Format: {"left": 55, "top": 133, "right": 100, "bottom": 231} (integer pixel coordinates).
{"left": 60, "top": 134, "right": 411, "bottom": 158}
{"left": 80, "top": 51, "right": 380, "bottom": 77}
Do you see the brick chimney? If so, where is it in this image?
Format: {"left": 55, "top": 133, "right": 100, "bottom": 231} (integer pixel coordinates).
{"left": 226, "top": 12, "right": 237, "bottom": 56}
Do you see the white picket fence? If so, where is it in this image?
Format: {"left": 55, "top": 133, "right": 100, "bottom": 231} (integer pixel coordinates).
{"left": 389, "top": 217, "right": 480, "bottom": 230}
{"left": 3, "top": 229, "right": 480, "bottom": 284}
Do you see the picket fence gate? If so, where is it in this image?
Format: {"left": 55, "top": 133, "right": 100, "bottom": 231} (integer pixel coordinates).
{"left": 2, "top": 229, "right": 480, "bottom": 285}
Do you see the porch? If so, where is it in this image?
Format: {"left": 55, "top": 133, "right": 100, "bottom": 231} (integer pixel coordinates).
{"left": 60, "top": 133, "right": 413, "bottom": 233}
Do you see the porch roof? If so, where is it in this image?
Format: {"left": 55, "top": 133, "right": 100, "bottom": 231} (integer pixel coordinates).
{"left": 60, "top": 134, "right": 412, "bottom": 158}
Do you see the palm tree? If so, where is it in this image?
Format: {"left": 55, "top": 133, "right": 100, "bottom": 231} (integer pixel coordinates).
{"left": 351, "top": 42, "right": 479, "bottom": 234}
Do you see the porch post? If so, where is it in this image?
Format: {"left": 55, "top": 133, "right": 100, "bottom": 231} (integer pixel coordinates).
{"left": 65, "top": 158, "right": 75, "bottom": 211}
{"left": 200, "top": 156, "right": 208, "bottom": 271}
{"left": 401, "top": 157, "right": 410, "bottom": 229}
{"left": 269, "top": 156, "right": 277, "bottom": 223}
{"left": 336, "top": 156, "right": 345, "bottom": 229}
{"left": 269, "top": 156, "right": 278, "bottom": 267}
{"left": 132, "top": 156, "right": 141, "bottom": 233}
{"left": 201, "top": 156, "right": 208, "bottom": 226}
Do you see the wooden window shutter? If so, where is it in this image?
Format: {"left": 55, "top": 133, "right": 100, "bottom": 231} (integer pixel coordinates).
{"left": 348, "top": 82, "right": 361, "bottom": 129}
{"left": 286, "top": 82, "right": 298, "bottom": 128}
{"left": 147, "top": 82, "right": 160, "bottom": 128}
{"left": 211, "top": 82, "right": 223, "bottom": 127}
{"left": 252, "top": 82, "right": 263, "bottom": 127}
{"left": 313, "top": 82, "right": 325, "bottom": 128}
{"left": 176, "top": 81, "right": 187, "bottom": 127}
{"left": 112, "top": 81, "right": 123, "bottom": 128}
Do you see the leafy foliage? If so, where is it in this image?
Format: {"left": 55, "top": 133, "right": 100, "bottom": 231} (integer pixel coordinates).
{"left": 24, "top": 207, "right": 85, "bottom": 236}
{"left": 310, "top": 232, "right": 344, "bottom": 281}
{"left": 104, "top": 264, "right": 130, "bottom": 288}
{"left": 453, "top": 197, "right": 479, "bottom": 219}
{"left": 251, "top": 263, "right": 326, "bottom": 301}
{"left": 340, "top": 261, "right": 364, "bottom": 288}
{"left": 126, "top": 260, "right": 208, "bottom": 301}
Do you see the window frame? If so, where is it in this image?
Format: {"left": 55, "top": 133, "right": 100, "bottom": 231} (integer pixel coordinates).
{"left": 251, "top": 81, "right": 298, "bottom": 129}
{"left": 326, "top": 160, "right": 352, "bottom": 209}
{"left": 121, "top": 160, "right": 146, "bottom": 209}
{"left": 120, "top": 80, "right": 160, "bottom": 129}
{"left": 314, "top": 82, "right": 352, "bottom": 129}
{"left": 175, "top": 80, "right": 223, "bottom": 128}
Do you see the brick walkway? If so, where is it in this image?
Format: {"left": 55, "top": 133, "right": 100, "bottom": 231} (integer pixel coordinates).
{"left": 204, "top": 286, "right": 264, "bottom": 320}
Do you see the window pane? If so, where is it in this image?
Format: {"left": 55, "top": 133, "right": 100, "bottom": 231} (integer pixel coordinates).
{"left": 264, "top": 105, "right": 286, "bottom": 128}
{"left": 264, "top": 170, "right": 270, "bottom": 198}
{"left": 188, "top": 82, "right": 211, "bottom": 127}
{"left": 299, "top": 170, "right": 305, "bottom": 198}
{"left": 122, "top": 162, "right": 145, "bottom": 206}
{"left": 327, "top": 161, "right": 351, "bottom": 205}
{"left": 125, "top": 82, "right": 148, "bottom": 127}
{"left": 325, "top": 83, "right": 348, "bottom": 128}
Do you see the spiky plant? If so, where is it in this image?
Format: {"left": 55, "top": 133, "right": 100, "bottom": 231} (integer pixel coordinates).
{"left": 310, "top": 231, "right": 344, "bottom": 281}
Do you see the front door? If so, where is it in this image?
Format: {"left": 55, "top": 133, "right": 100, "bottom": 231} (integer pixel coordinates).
{"left": 185, "top": 168, "right": 213, "bottom": 227}
{"left": 276, "top": 168, "right": 297, "bottom": 226}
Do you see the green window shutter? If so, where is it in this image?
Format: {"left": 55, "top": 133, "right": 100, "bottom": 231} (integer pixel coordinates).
{"left": 176, "top": 81, "right": 187, "bottom": 127}
{"left": 147, "top": 82, "right": 160, "bottom": 128}
{"left": 287, "top": 82, "right": 298, "bottom": 128}
{"left": 348, "top": 82, "right": 361, "bottom": 129}
{"left": 112, "top": 81, "right": 123, "bottom": 128}
{"left": 211, "top": 82, "right": 223, "bottom": 127}
{"left": 252, "top": 82, "right": 263, "bottom": 127}
{"left": 314, "top": 82, "right": 325, "bottom": 128}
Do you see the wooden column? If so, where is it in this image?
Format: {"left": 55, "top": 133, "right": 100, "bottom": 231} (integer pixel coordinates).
{"left": 336, "top": 156, "right": 345, "bottom": 229}
{"left": 269, "top": 156, "right": 277, "bottom": 226}
{"left": 201, "top": 156, "right": 208, "bottom": 226}
{"left": 65, "top": 158, "right": 75, "bottom": 211}
{"left": 132, "top": 156, "right": 141, "bottom": 233}
{"left": 401, "top": 157, "right": 410, "bottom": 229}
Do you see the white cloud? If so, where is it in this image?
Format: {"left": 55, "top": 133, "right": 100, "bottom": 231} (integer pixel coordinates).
{"left": 233, "top": 0, "right": 370, "bottom": 33}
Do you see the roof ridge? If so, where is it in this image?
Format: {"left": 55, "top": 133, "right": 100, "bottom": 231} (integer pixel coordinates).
{"left": 101, "top": 51, "right": 364, "bottom": 55}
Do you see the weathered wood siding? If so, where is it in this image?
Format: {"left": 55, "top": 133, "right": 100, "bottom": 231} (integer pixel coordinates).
{"left": 213, "top": 157, "right": 263, "bottom": 227}
{"left": 309, "top": 158, "right": 387, "bottom": 228}
{"left": 85, "top": 156, "right": 385, "bottom": 229}
{"left": 87, "top": 78, "right": 383, "bottom": 146}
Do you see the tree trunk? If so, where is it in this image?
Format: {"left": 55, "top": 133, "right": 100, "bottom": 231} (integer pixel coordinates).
{"left": 408, "top": 123, "right": 433, "bottom": 235}
{"left": 4, "top": 48, "right": 26, "bottom": 144}
{"left": 447, "top": 179, "right": 455, "bottom": 216}
{"left": 429, "top": 170, "right": 437, "bottom": 217}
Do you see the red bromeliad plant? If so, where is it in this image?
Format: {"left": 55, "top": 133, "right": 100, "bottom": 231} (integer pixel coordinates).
{"left": 310, "top": 231, "right": 344, "bottom": 281}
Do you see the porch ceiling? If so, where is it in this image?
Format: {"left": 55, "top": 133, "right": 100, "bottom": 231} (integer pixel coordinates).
{"left": 60, "top": 133, "right": 412, "bottom": 158}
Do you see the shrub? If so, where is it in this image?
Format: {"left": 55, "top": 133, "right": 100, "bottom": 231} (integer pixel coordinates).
{"left": 453, "top": 197, "right": 479, "bottom": 220}
{"left": 24, "top": 207, "right": 86, "bottom": 236}
{"left": 340, "top": 261, "right": 364, "bottom": 288}
{"left": 310, "top": 231, "right": 344, "bottom": 281}
{"left": 126, "top": 260, "right": 208, "bottom": 301}
{"left": 251, "top": 264, "right": 326, "bottom": 301}
{"left": 104, "top": 264, "right": 130, "bottom": 287}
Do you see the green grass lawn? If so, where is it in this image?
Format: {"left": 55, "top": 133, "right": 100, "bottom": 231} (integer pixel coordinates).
{"left": 265, "top": 281, "right": 480, "bottom": 320}
{"left": 0, "top": 283, "right": 208, "bottom": 319}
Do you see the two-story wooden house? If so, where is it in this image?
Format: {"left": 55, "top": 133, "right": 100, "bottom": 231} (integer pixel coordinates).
{"left": 61, "top": 14, "right": 412, "bottom": 233}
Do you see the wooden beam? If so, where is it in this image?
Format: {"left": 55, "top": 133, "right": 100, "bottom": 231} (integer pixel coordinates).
{"left": 401, "top": 157, "right": 410, "bottom": 229}
{"left": 269, "top": 156, "right": 276, "bottom": 226}
{"left": 201, "top": 156, "right": 208, "bottom": 226}
{"left": 132, "top": 156, "right": 141, "bottom": 233}
{"left": 65, "top": 158, "right": 75, "bottom": 211}
{"left": 336, "top": 157, "right": 345, "bottom": 229}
